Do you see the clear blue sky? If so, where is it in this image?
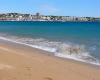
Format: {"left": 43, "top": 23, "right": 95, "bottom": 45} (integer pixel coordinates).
{"left": 0, "top": 0, "right": 100, "bottom": 17}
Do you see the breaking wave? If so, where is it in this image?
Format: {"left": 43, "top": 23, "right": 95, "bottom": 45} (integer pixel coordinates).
{"left": 0, "top": 33, "right": 100, "bottom": 66}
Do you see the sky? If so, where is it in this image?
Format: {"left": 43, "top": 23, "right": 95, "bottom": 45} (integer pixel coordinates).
{"left": 0, "top": 0, "right": 100, "bottom": 17}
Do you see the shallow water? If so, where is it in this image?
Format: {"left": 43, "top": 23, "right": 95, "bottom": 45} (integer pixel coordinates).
{"left": 0, "top": 21, "right": 100, "bottom": 65}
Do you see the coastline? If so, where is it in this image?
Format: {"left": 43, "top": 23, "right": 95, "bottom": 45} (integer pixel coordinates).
{"left": 0, "top": 20, "right": 100, "bottom": 22}
{"left": 0, "top": 13, "right": 100, "bottom": 22}
{"left": 0, "top": 36, "right": 100, "bottom": 66}
{"left": 0, "top": 37, "right": 100, "bottom": 80}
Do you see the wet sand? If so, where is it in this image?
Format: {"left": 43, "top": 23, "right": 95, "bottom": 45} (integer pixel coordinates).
{"left": 0, "top": 39, "right": 100, "bottom": 80}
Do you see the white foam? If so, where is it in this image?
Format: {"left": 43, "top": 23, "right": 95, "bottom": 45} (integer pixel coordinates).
{"left": 55, "top": 53, "right": 100, "bottom": 66}
{"left": 0, "top": 36, "right": 100, "bottom": 66}
{"left": 0, "top": 36, "right": 56, "bottom": 53}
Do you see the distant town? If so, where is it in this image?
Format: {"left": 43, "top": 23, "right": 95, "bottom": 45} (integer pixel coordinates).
{"left": 0, "top": 13, "right": 100, "bottom": 22}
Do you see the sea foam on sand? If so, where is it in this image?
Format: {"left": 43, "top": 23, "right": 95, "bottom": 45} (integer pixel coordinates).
{"left": 0, "top": 35, "right": 100, "bottom": 66}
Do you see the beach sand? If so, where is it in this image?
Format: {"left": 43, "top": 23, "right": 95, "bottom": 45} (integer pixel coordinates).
{"left": 0, "top": 39, "right": 100, "bottom": 80}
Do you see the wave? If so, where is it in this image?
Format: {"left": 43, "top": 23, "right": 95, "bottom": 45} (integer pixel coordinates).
{"left": 0, "top": 33, "right": 100, "bottom": 66}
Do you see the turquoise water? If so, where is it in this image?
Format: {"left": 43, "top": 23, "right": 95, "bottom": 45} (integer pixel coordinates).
{"left": 0, "top": 21, "right": 100, "bottom": 65}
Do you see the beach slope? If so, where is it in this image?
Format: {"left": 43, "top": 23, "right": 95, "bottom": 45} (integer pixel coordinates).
{"left": 0, "top": 39, "right": 100, "bottom": 80}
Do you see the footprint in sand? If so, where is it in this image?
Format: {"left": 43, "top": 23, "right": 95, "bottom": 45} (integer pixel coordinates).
{"left": 44, "top": 77, "right": 53, "bottom": 80}
{"left": 25, "top": 66, "right": 32, "bottom": 71}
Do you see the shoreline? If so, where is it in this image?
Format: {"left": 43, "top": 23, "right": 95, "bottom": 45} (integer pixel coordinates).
{"left": 0, "top": 36, "right": 100, "bottom": 67}
{"left": 0, "top": 37, "right": 100, "bottom": 80}
{"left": 0, "top": 13, "right": 100, "bottom": 22}
{"left": 0, "top": 20, "right": 100, "bottom": 22}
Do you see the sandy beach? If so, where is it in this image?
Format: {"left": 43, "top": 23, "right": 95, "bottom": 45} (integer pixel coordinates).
{"left": 0, "top": 39, "right": 100, "bottom": 80}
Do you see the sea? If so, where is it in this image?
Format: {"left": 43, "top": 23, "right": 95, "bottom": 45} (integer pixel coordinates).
{"left": 0, "top": 21, "right": 100, "bottom": 66}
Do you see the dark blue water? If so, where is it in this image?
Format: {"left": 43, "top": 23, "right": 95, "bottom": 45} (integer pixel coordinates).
{"left": 0, "top": 21, "right": 100, "bottom": 65}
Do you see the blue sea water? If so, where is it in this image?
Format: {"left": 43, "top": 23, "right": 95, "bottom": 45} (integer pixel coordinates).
{"left": 0, "top": 21, "right": 100, "bottom": 65}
